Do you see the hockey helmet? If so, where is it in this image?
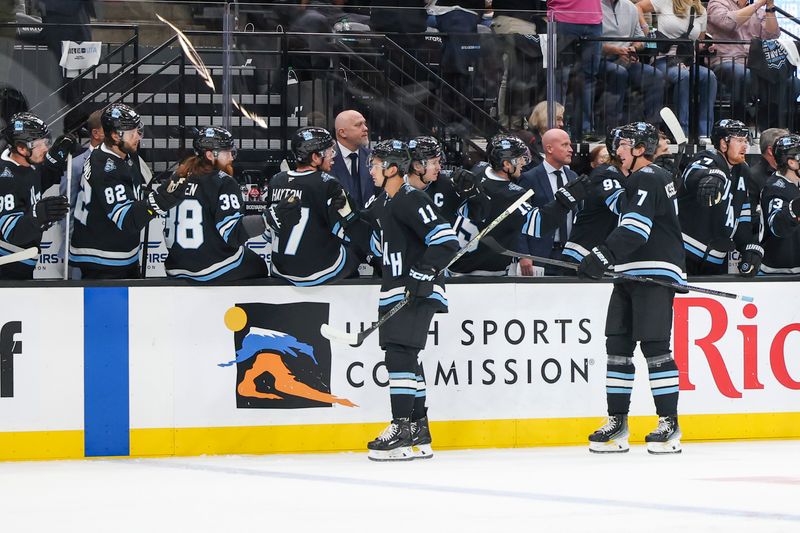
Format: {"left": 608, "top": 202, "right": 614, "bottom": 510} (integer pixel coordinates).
{"left": 617, "top": 122, "right": 659, "bottom": 156}
{"left": 291, "top": 126, "right": 335, "bottom": 163}
{"left": 487, "top": 134, "right": 530, "bottom": 170}
{"left": 772, "top": 134, "right": 800, "bottom": 168}
{"left": 710, "top": 119, "right": 751, "bottom": 148}
{"left": 409, "top": 136, "right": 443, "bottom": 162}
{"left": 606, "top": 127, "right": 623, "bottom": 154}
{"left": 101, "top": 103, "right": 143, "bottom": 136}
{"left": 371, "top": 139, "right": 411, "bottom": 174}
{"left": 5, "top": 112, "right": 50, "bottom": 147}
{"left": 194, "top": 126, "right": 236, "bottom": 157}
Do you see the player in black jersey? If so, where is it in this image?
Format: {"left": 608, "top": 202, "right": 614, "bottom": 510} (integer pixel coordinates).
{"left": 578, "top": 122, "right": 686, "bottom": 455}
{"left": 406, "top": 135, "right": 488, "bottom": 237}
{"left": 563, "top": 128, "right": 628, "bottom": 264}
{"left": 267, "top": 126, "right": 366, "bottom": 286}
{"left": 163, "top": 127, "right": 270, "bottom": 281}
{"left": 448, "top": 134, "right": 588, "bottom": 275}
{"left": 678, "top": 119, "right": 763, "bottom": 276}
{"left": 70, "top": 104, "right": 187, "bottom": 279}
{"left": 0, "top": 112, "right": 73, "bottom": 278}
{"left": 363, "top": 140, "right": 459, "bottom": 461}
{"left": 759, "top": 134, "right": 800, "bottom": 274}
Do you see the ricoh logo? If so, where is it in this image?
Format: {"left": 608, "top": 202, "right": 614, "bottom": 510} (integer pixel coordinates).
{"left": 675, "top": 298, "right": 800, "bottom": 398}
{"left": 0, "top": 321, "right": 22, "bottom": 398}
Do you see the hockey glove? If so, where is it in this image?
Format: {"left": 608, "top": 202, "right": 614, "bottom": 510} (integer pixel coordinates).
{"left": 738, "top": 244, "right": 764, "bottom": 277}
{"left": 266, "top": 196, "right": 301, "bottom": 230}
{"left": 554, "top": 174, "right": 590, "bottom": 210}
{"left": 29, "top": 195, "right": 70, "bottom": 230}
{"left": 45, "top": 134, "right": 78, "bottom": 170}
{"left": 147, "top": 175, "right": 188, "bottom": 216}
{"left": 451, "top": 168, "right": 482, "bottom": 200}
{"left": 789, "top": 198, "right": 800, "bottom": 221}
{"left": 696, "top": 171, "right": 726, "bottom": 207}
{"left": 405, "top": 265, "right": 436, "bottom": 302}
{"left": 328, "top": 187, "right": 359, "bottom": 229}
{"left": 577, "top": 245, "right": 614, "bottom": 280}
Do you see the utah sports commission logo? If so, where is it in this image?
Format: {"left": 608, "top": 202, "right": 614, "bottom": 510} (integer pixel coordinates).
{"left": 219, "top": 302, "right": 355, "bottom": 409}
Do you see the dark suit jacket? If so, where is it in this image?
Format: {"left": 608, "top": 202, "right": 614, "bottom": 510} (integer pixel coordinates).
{"left": 330, "top": 145, "right": 374, "bottom": 209}
{"left": 517, "top": 162, "right": 578, "bottom": 258}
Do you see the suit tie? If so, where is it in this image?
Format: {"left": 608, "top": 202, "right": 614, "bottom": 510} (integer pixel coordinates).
{"left": 348, "top": 152, "right": 362, "bottom": 204}
{"left": 554, "top": 169, "right": 568, "bottom": 244}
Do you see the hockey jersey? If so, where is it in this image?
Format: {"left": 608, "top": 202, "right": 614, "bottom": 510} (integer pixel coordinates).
{"left": 759, "top": 173, "right": 800, "bottom": 274}
{"left": 605, "top": 163, "right": 687, "bottom": 284}
{"left": 268, "top": 169, "right": 354, "bottom": 286}
{"left": 367, "top": 183, "right": 459, "bottom": 312}
{"left": 70, "top": 144, "right": 151, "bottom": 273}
{"left": 679, "top": 149, "right": 756, "bottom": 266}
{"left": 563, "top": 163, "right": 626, "bottom": 263}
{"left": 164, "top": 170, "right": 263, "bottom": 280}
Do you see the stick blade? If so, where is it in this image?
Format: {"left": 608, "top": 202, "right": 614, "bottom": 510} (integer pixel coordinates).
{"left": 0, "top": 247, "right": 38, "bottom": 267}
{"left": 659, "top": 107, "right": 687, "bottom": 146}
{"left": 320, "top": 323, "right": 359, "bottom": 346}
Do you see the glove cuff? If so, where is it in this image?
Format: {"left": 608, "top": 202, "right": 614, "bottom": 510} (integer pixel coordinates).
{"left": 591, "top": 245, "right": 614, "bottom": 268}
{"left": 554, "top": 187, "right": 578, "bottom": 210}
{"left": 147, "top": 191, "right": 168, "bottom": 216}
{"left": 409, "top": 265, "right": 436, "bottom": 282}
{"left": 744, "top": 243, "right": 764, "bottom": 258}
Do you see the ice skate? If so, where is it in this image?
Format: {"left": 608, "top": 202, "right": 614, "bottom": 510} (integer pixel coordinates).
{"left": 588, "top": 415, "right": 630, "bottom": 453}
{"left": 411, "top": 416, "right": 433, "bottom": 459}
{"left": 367, "top": 418, "right": 414, "bottom": 461}
{"left": 645, "top": 416, "right": 682, "bottom": 454}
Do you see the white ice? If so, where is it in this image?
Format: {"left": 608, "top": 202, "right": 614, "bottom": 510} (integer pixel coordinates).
{"left": 1, "top": 441, "right": 799, "bottom": 532}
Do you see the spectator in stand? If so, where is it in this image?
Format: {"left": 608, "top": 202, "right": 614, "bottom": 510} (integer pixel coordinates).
{"left": 590, "top": 144, "right": 610, "bottom": 169}
{"left": 517, "top": 128, "right": 579, "bottom": 275}
{"left": 491, "top": 1, "right": 547, "bottom": 129}
{"left": 637, "top": 0, "right": 717, "bottom": 139}
{"left": 330, "top": 109, "right": 374, "bottom": 209}
{"left": 525, "top": 100, "right": 566, "bottom": 169}
{"left": 549, "top": 0, "right": 604, "bottom": 140}
{"left": 598, "top": 0, "right": 665, "bottom": 132}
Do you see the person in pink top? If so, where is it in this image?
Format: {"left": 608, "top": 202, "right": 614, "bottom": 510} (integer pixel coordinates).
{"left": 706, "top": 0, "right": 792, "bottom": 119}
{"left": 549, "top": 1, "right": 604, "bottom": 139}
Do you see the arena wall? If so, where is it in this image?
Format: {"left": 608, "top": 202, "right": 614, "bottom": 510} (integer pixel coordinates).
{"left": 0, "top": 280, "right": 798, "bottom": 461}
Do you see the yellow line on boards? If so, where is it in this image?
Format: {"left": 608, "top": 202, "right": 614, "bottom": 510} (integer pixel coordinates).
{"left": 0, "top": 430, "right": 84, "bottom": 461}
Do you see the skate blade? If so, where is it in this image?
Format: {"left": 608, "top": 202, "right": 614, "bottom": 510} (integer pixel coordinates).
{"left": 647, "top": 439, "right": 682, "bottom": 454}
{"left": 367, "top": 446, "right": 415, "bottom": 462}
{"left": 412, "top": 444, "right": 434, "bottom": 459}
{"left": 589, "top": 438, "right": 630, "bottom": 454}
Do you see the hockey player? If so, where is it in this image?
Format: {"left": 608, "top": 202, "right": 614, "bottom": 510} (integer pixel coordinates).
{"left": 364, "top": 139, "right": 459, "bottom": 461}
{"left": 562, "top": 128, "right": 627, "bottom": 264}
{"left": 163, "top": 127, "right": 274, "bottom": 281}
{"left": 70, "top": 103, "right": 187, "bottom": 279}
{"left": 448, "top": 134, "right": 589, "bottom": 275}
{"left": 578, "top": 122, "right": 686, "bottom": 455}
{"left": 0, "top": 112, "right": 73, "bottom": 279}
{"left": 267, "top": 126, "right": 366, "bottom": 285}
{"left": 406, "top": 135, "right": 488, "bottom": 232}
{"left": 678, "top": 119, "right": 763, "bottom": 276}
{"left": 759, "top": 134, "right": 800, "bottom": 274}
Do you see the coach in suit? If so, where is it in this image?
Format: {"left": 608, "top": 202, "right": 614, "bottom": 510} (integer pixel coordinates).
{"left": 330, "top": 109, "right": 374, "bottom": 208}
{"left": 517, "top": 128, "right": 578, "bottom": 275}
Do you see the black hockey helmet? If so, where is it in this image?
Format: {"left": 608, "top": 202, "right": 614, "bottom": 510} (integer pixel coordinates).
{"left": 194, "top": 126, "right": 236, "bottom": 157}
{"left": 772, "top": 134, "right": 800, "bottom": 168}
{"left": 711, "top": 119, "right": 751, "bottom": 149}
{"left": 606, "top": 127, "right": 623, "bottom": 154}
{"left": 5, "top": 112, "right": 50, "bottom": 147}
{"left": 409, "top": 136, "right": 443, "bottom": 162}
{"left": 291, "top": 126, "right": 335, "bottom": 163}
{"left": 487, "top": 134, "right": 530, "bottom": 170}
{"left": 617, "top": 122, "right": 659, "bottom": 156}
{"left": 101, "top": 103, "right": 143, "bottom": 136}
{"left": 371, "top": 139, "right": 411, "bottom": 174}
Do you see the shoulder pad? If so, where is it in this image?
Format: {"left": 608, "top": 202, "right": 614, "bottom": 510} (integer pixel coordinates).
{"left": 508, "top": 182, "right": 524, "bottom": 192}
{"left": 320, "top": 172, "right": 336, "bottom": 182}
{"left": 217, "top": 170, "right": 232, "bottom": 180}
{"left": 775, "top": 178, "right": 786, "bottom": 188}
{"left": 0, "top": 166, "right": 14, "bottom": 178}
{"left": 104, "top": 158, "right": 117, "bottom": 173}
{"left": 401, "top": 183, "right": 416, "bottom": 194}
{"left": 639, "top": 166, "right": 654, "bottom": 174}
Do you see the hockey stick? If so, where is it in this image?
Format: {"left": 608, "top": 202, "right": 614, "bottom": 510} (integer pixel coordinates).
{"left": 659, "top": 107, "right": 688, "bottom": 183}
{"left": 482, "top": 236, "right": 754, "bottom": 303}
{"left": 0, "top": 247, "right": 38, "bottom": 267}
{"left": 321, "top": 189, "right": 535, "bottom": 346}
{"left": 63, "top": 153, "right": 72, "bottom": 281}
